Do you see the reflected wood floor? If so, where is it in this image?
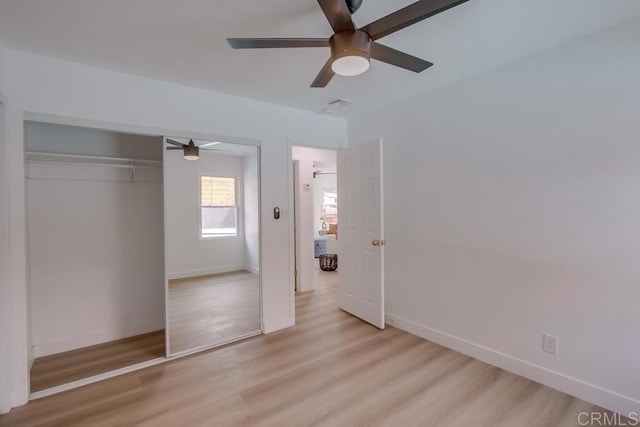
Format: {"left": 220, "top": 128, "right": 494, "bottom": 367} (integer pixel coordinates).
{"left": 3, "top": 276, "right": 614, "bottom": 426}
{"left": 168, "top": 271, "right": 261, "bottom": 354}
{"left": 29, "top": 330, "right": 165, "bottom": 392}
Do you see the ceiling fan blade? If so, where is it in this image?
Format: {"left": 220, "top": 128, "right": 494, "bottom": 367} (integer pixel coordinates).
{"left": 166, "top": 147, "right": 183, "bottom": 150}
{"left": 227, "top": 38, "right": 330, "bottom": 49}
{"left": 202, "top": 148, "right": 234, "bottom": 152}
{"left": 360, "top": 0, "right": 470, "bottom": 40}
{"left": 198, "top": 142, "right": 221, "bottom": 148}
{"left": 317, "top": 0, "right": 356, "bottom": 33}
{"left": 370, "top": 42, "right": 433, "bottom": 72}
{"left": 166, "top": 138, "right": 185, "bottom": 147}
{"left": 310, "top": 58, "right": 336, "bottom": 88}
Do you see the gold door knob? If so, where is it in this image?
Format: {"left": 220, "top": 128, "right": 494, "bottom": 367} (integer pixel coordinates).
{"left": 371, "top": 239, "right": 385, "bottom": 246}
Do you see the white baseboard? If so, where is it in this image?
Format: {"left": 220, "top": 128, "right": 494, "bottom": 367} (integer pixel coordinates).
{"left": 385, "top": 312, "right": 640, "bottom": 416}
{"left": 32, "top": 318, "right": 165, "bottom": 358}
{"left": 246, "top": 265, "right": 260, "bottom": 275}
{"left": 167, "top": 265, "right": 246, "bottom": 280}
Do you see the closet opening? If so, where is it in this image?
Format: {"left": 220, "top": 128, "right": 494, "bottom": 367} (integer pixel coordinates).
{"left": 25, "top": 121, "right": 166, "bottom": 393}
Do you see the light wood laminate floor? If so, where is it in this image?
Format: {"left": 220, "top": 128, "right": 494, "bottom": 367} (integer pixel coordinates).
{"left": 3, "top": 276, "right": 615, "bottom": 426}
{"left": 168, "top": 270, "right": 261, "bottom": 354}
{"left": 29, "top": 330, "right": 165, "bottom": 392}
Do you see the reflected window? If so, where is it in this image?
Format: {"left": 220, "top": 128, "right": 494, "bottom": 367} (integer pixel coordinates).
{"left": 201, "top": 176, "right": 237, "bottom": 237}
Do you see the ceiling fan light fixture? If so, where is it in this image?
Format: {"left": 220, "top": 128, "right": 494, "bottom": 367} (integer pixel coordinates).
{"left": 330, "top": 30, "right": 371, "bottom": 77}
{"left": 332, "top": 54, "right": 370, "bottom": 76}
{"left": 183, "top": 145, "right": 199, "bottom": 161}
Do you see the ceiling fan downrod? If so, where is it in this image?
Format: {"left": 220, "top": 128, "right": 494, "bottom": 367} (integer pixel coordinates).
{"left": 346, "top": 0, "right": 363, "bottom": 14}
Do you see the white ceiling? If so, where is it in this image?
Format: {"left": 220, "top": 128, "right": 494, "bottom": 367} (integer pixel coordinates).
{"left": 1, "top": 0, "right": 639, "bottom": 118}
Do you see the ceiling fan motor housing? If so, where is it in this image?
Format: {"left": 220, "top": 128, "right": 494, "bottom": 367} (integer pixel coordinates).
{"left": 330, "top": 30, "right": 371, "bottom": 63}
{"left": 183, "top": 144, "right": 199, "bottom": 160}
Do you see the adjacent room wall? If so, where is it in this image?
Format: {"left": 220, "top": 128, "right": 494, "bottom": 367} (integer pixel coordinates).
{"left": 291, "top": 147, "right": 337, "bottom": 292}
{"left": 349, "top": 20, "right": 640, "bottom": 415}
{"left": 25, "top": 123, "right": 165, "bottom": 357}
{"left": 165, "top": 151, "right": 247, "bottom": 278}
{"left": 3, "top": 48, "right": 346, "bottom": 407}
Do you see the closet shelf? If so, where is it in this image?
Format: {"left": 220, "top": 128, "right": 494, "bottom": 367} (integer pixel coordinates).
{"left": 25, "top": 151, "right": 162, "bottom": 169}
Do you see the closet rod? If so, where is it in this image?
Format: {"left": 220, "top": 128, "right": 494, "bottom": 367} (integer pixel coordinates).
{"left": 25, "top": 151, "right": 162, "bottom": 166}
{"left": 25, "top": 160, "right": 159, "bottom": 170}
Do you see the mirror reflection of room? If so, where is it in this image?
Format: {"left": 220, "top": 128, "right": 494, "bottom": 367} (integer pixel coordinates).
{"left": 164, "top": 138, "right": 261, "bottom": 356}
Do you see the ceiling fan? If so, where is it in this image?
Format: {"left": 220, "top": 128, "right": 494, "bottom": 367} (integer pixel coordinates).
{"left": 227, "top": 0, "right": 470, "bottom": 87}
{"left": 165, "top": 139, "right": 230, "bottom": 161}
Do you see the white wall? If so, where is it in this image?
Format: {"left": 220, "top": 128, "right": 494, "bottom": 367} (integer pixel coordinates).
{"left": 0, "top": 38, "right": 11, "bottom": 414}
{"left": 244, "top": 151, "right": 260, "bottom": 275}
{"left": 165, "top": 151, "right": 247, "bottom": 278}
{"left": 26, "top": 123, "right": 165, "bottom": 357}
{"left": 2, "top": 48, "right": 346, "bottom": 407}
{"left": 0, "top": 39, "right": 4, "bottom": 90}
{"left": 292, "top": 147, "right": 337, "bottom": 291}
{"left": 349, "top": 20, "right": 640, "bottom": 415}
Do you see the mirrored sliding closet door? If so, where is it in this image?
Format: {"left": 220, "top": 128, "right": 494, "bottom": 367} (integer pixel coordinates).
{"left": 164, "top": 137, "right": 261, "bottom": 356}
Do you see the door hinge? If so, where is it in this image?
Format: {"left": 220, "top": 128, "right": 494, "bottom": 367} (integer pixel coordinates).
{"left": 293, "top": 173, "right": 296, "bottom": 183}
{"left": 294, "top": 269, "right": 298, "bottom": 277}
{"left": 293, "top": 222, "right": 296, "bottom": 229}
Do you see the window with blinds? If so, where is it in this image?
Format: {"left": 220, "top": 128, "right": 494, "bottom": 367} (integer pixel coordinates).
{"left": 201, "top": 176, "right": 237, "bottom": 237}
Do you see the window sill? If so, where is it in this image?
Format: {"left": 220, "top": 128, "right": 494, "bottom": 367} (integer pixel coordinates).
{"left": 200, "top": 234, "right": 239, "bottom": 240}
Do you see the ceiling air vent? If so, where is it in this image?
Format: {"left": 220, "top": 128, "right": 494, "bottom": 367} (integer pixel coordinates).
{"left": 319, "top": 98, "right": 355, "bottom": 114}
{"left": 328, "top": 98, "right": 354, "bottom": 108}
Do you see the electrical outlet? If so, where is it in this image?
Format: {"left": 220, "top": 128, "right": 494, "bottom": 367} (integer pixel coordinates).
{"left": 543, "top": 334, "right": 558, "bottom": 355}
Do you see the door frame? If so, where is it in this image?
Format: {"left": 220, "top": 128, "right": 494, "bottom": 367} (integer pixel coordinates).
{"left": 0, "top": 96, "right": 11, "bottom": 414}
{"left": 292, "top": 159, "right": 301, "bottom": 292}
{"left": 287, "top": 142, "right": 341, "bottom": 322}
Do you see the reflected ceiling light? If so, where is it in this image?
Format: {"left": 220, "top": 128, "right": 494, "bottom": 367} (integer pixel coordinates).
{"left": 330, "top": 31, "right": 371, "bottom": 77}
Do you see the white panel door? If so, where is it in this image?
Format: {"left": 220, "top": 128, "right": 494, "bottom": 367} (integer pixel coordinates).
{"left": 337, "top": 139, "right": 384, "bottom": 329}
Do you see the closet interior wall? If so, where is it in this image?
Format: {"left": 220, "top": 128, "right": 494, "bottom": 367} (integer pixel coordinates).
{"left": 25, "top": 122, "right": 165, "bottom": 359}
